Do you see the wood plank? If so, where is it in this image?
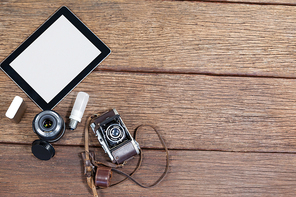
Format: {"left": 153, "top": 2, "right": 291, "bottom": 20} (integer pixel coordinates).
{"left": 1, "top": 144, "right": 296, "bottom": 196}
{"left": 2, "top": 71, "right": 296, "bottom": 152}
{"left": 210, "top": 0, "right": 296, "bottom": 5}
{"left": 0, "top": 0, "right": 295, "bottom": 77}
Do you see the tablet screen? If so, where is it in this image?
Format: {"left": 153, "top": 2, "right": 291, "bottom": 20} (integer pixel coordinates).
{"left": 1, "top": 6, "right": 110, "bottom": 110}
{"left": 10, "top": 15, "right": 101, "bottom": 103}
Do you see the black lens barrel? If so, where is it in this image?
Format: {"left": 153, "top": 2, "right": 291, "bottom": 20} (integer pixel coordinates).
{"left": 32, "top": 110, "right": 65, "bottom": 142}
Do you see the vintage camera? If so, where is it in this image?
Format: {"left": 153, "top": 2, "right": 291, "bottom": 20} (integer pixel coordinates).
{"left": 90, "top": 109, "right": 140, "bottom": 164}
{"left": 31, "top": 110, "right": 65, "bottom": 160}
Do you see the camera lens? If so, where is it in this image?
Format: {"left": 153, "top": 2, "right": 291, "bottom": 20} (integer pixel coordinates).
{"left": 111, "top": 128, "right": 120, "bottom": 137}
{"left": 43, "top": 119, "right": 53, "bottom": 129}
{"left": 106, "top": 124, "right": 126, "bottom": 144}
{"left": 32, "top": 110, "right": 65, "bottom": 142}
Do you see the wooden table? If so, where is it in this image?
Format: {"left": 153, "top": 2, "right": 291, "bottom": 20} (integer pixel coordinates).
{"left": 0, "top": 0, "right": 295, "bottom": 196}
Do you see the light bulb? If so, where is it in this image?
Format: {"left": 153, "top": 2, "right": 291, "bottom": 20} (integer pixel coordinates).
{"left": 69, "top": 92, "right": 89, "bottom": 130}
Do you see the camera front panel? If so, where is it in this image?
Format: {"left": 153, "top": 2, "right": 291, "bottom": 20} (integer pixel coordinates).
{"left": 91, "top": 109, "right": 140, "bottom": 164}
{"left": 99, "top": 115, "right": 131, "bottom": 150}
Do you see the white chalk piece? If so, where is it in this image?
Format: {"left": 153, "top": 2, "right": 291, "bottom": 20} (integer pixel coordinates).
{"left": 5, "top": 96, "right": 27, "bottom": 123}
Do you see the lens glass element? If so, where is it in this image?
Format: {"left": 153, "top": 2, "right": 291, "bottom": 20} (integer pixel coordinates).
{"left": 43, "top": 119, "right": 53, "bottom": 128}
{"left": 111, "top": 128, "right": 120, "bottom": 137}
{"left": 106, "top": 124, "right": 126, "bottom": 144}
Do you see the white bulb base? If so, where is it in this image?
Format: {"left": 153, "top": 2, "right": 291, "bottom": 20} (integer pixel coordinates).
{"left": 69, "top": 119, "right": 79, "bottom": 130}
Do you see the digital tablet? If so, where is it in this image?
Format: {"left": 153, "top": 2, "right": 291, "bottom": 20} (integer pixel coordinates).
{"left": 0, "top": 6, "right": 110, "bottom": 110}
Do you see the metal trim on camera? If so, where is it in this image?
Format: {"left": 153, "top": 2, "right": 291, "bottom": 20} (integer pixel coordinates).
{"left": 90, "top": 109, "right": 140, "bottom": 164}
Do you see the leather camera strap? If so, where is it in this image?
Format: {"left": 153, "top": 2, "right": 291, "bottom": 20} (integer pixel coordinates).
{"left": 82, "top": 114, "right": 170, "bottom": 197}
{"left": 83, "top": 115, "right": 99, "bottom": 197}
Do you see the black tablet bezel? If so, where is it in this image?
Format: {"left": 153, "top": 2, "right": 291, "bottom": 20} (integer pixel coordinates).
{"left": 0, "top": 6, "right": 110, "bottom": 110}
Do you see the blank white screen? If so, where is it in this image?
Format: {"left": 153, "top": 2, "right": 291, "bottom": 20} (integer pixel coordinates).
{"left": 10, "top": 15, "right": 101, "bottom": 103}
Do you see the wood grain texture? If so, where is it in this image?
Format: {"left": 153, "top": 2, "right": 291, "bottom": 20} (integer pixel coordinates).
{"left": 205, "top": 0, "right": 296, "bottom": 6}
{"left": 0, "top": 0, "right": 295, "bottom": 77}
{"left": 1, "top": 1, "right": 296, "bottom": 196}
{"left": 1, "top": 144, "right": 296, "bottom": 196}
{"left": 206, "top": 0, "right": 296, "bottom": 5}
{"left": 2, "top": 71, "right": 296, "bottom": 152}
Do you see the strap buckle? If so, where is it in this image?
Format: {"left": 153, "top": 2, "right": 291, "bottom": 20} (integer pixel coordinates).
{"left": 81, "top": 151, "right": 95, "bottom": 177}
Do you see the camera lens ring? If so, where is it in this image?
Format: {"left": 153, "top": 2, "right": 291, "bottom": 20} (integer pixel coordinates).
{"left": 33, "top": 110, "right": 65, "bottom": 142}
{"left": 106, "top": 124, "right": 126, "bottom": 144}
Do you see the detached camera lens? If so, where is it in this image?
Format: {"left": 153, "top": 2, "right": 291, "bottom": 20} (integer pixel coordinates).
{"left": 32, "top": 110, "right": 65, "bottom": 143}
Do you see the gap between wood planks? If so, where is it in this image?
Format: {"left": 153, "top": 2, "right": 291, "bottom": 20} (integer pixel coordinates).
{"left": 2, "top": 141, "right": 296, "bottom": 155}
{"left": 96, "top": 67, "right": 296, "bottom": 80}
